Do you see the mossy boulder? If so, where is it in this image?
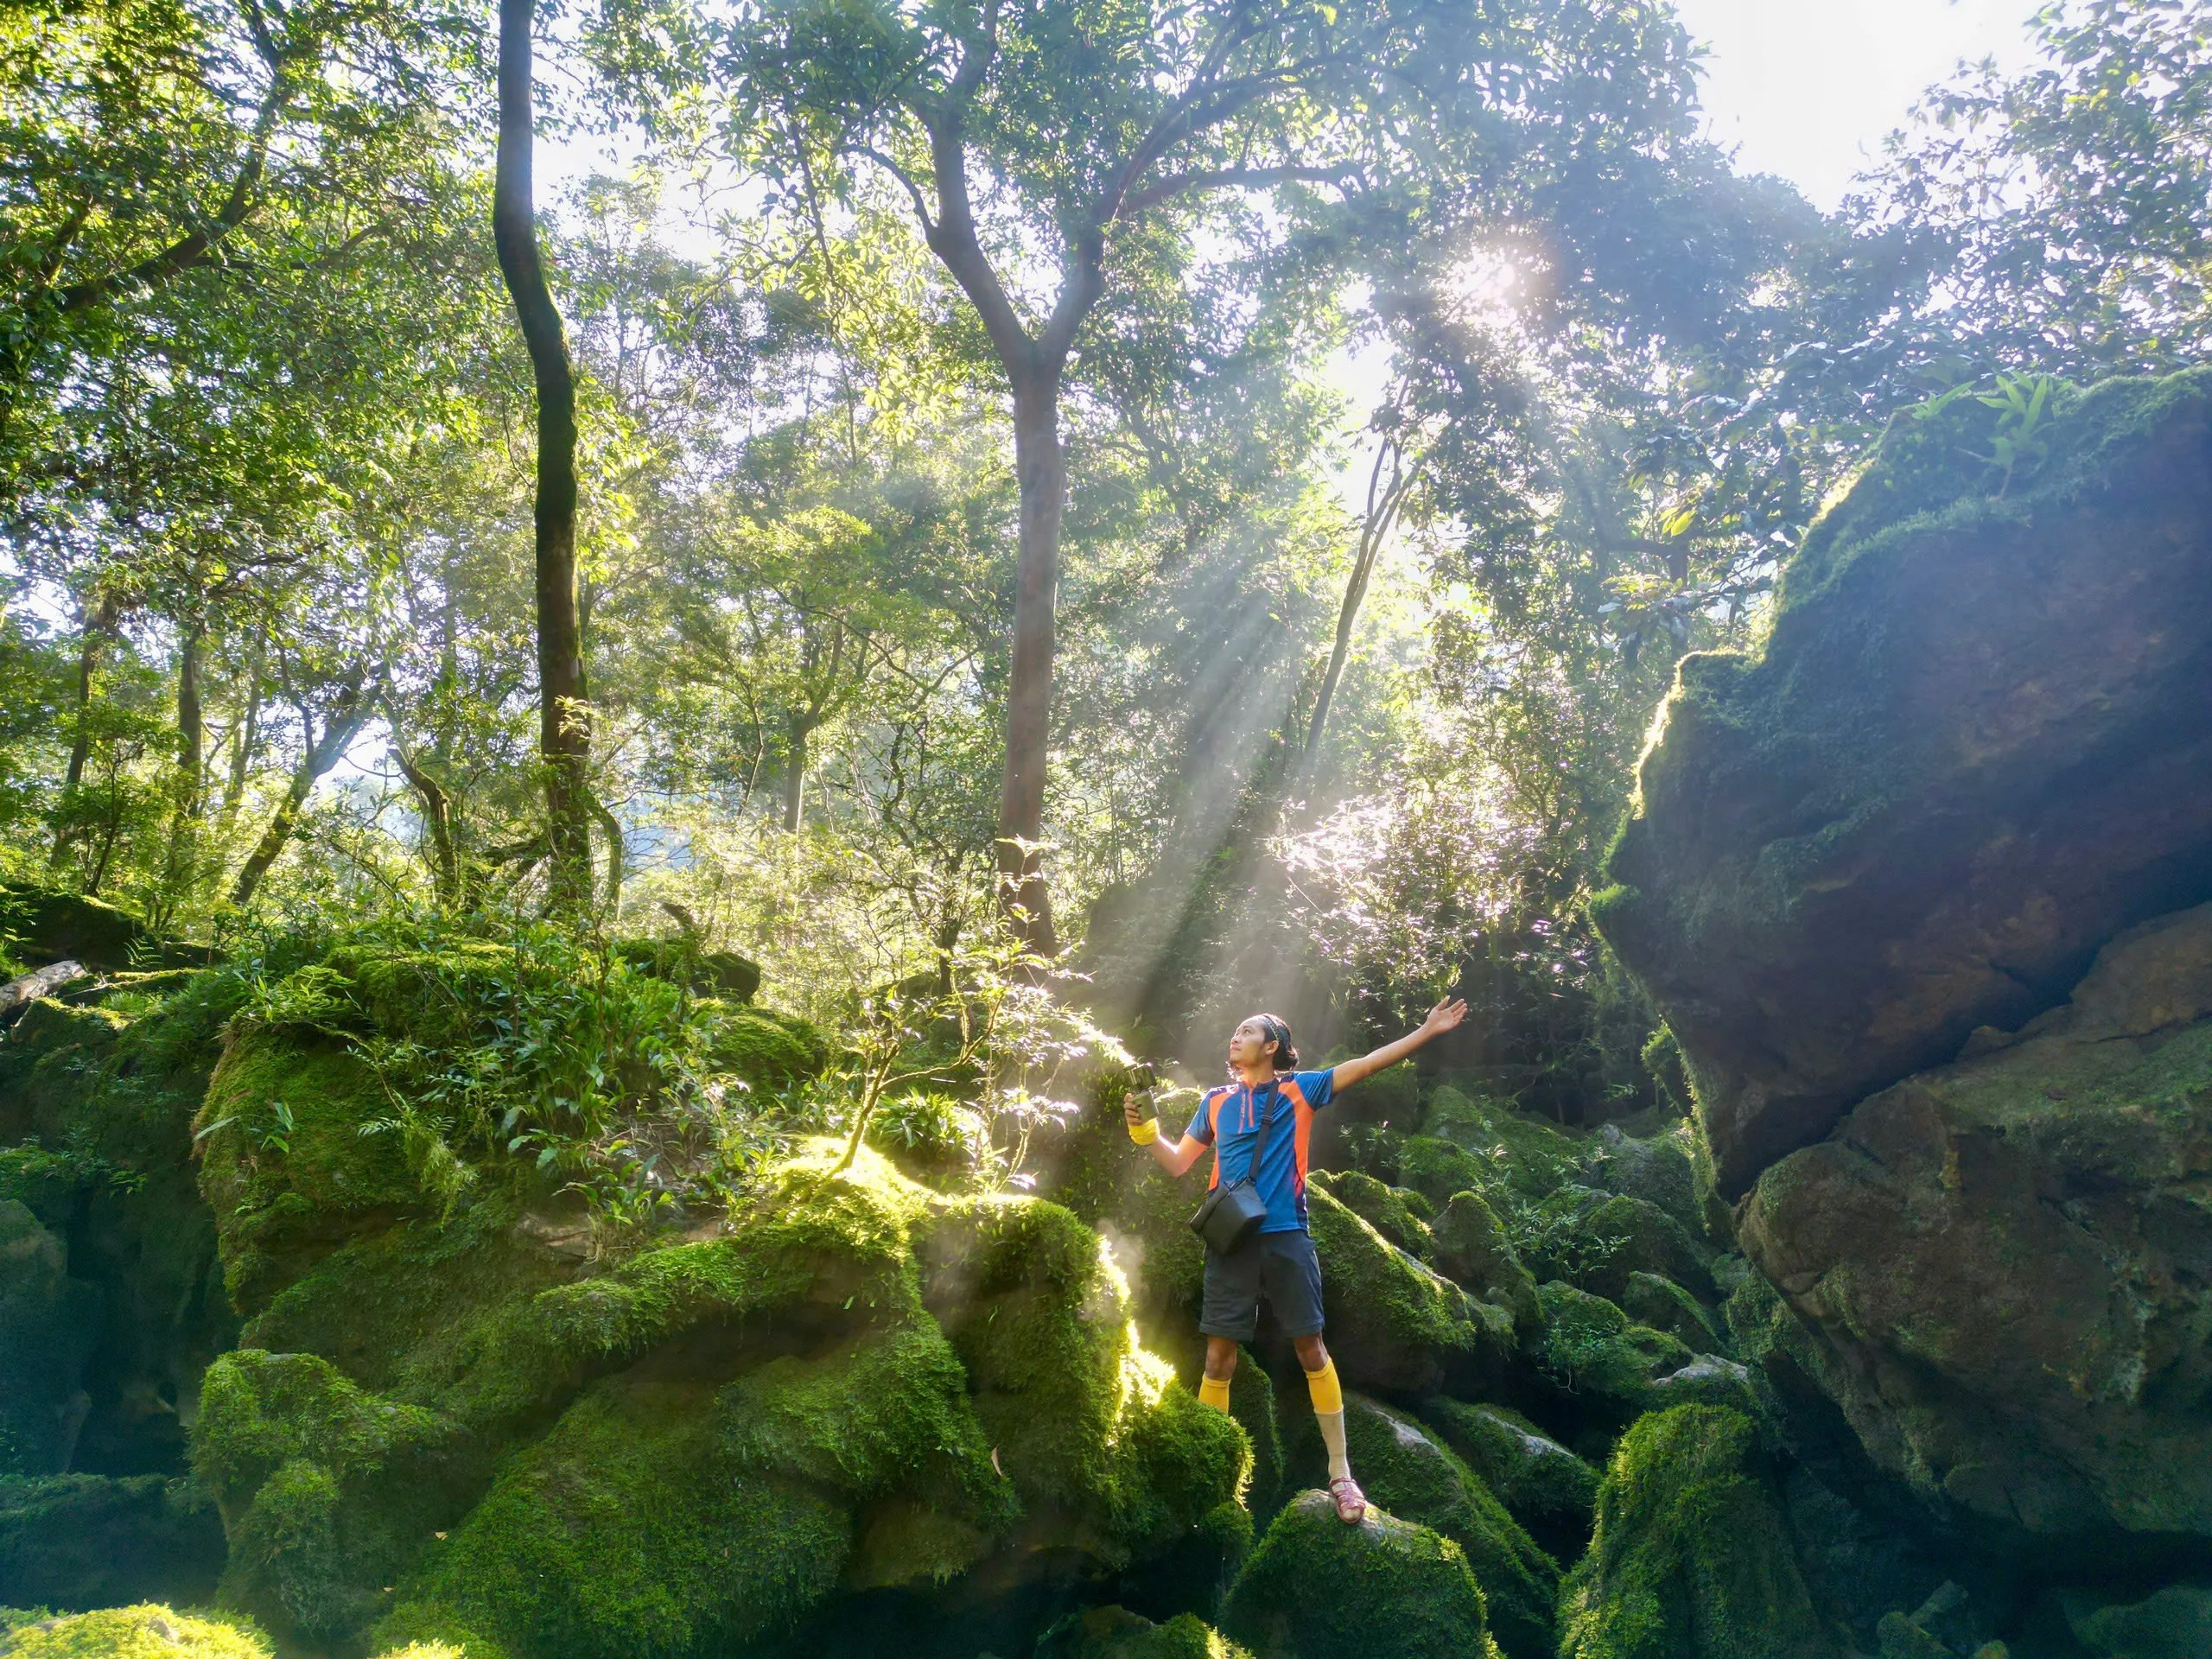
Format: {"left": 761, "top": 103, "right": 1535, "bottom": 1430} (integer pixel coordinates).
{"left": 1308, "top": 1170, "right": 1432, "bottom": 1258}
{"left": 1284, "top": 1395, "right": 1554, "bottom": 1659}
{"left": 1416, "top": 1400, "right": 1598, "bottom": 1566}
{"left": 1420, "top": 1090, "right": 1583, "bottom": 1200}
{"left": 0, "top": 1201, "right": 99, "bottom": 1475}
{"left": 1221, "top": 1490, "right": 1495, "bottom": 1659}
{"left": 1596, "top": 368, "right": 2212, "bottom": 1197}
{"left": 0, "top": 883, "right": 156, "bottom": 972}
{"left": 0, "top": 1605, "right": 270, "bottom": 1659}
{"left": 1392, "top": 1137, "right": 1496, "bottom": 1210}
{"left": 1557, "top": 1405, "right": 1837, "bottom": 1659}
{"left": 1037, "top": 1605, "right": 1254, "bottom": 1659}
{"left": 1425, "top": 1192, "right": 1541, "bottom": 1341}
{"left": 0, "top": 1475, "right": 225, "bottom": 1611}
{"left": 1586, "top": 1126, "right": 1703, "bottom": 1239}
{"left": 1534, "top": 1282, "right": 1690, "bottom": 1427}
{"left": 189, "top": 1142, "right": 1242, "bottom": 1659}
{"left": 1565, "top": 1195, "right": 1713, "bottom": 1307}
{"left": 0, "top": 972, "right": 243, "bottom": 1477}
{"left": 1618, "top": 1272, "right": 1720, "bottom": 1351}
{"left": 2065, "top": 1583, "right": 2212, "bottom": 1659}
{"left": 1306, "top": 1190, "right": 1510, "bottom": 1397}
{"left": 1738, "top": 900, "right": 2212, "bottom": 1542}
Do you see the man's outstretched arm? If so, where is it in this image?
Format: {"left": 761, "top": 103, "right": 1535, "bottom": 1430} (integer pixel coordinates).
{"left": 1125, "top": 1082, "right": 1211, "bottom": 1175}
{"left": 1329, "top": 998, "right": 1469, "bottom": 1095}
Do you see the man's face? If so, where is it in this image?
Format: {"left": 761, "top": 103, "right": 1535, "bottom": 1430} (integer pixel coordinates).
{"left": 1228, "top": 1019, "right": 1275, "bottom": 1071}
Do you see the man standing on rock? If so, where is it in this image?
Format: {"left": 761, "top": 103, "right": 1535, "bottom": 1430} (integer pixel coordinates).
{"left": 1123, "top": 1001, "right": 1468, "bottom": 1523}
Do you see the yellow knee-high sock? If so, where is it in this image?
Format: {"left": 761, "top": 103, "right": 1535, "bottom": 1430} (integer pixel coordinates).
{"left": 1198, "top": 1374, "right": 1232, "bottom": 1412}
{"left": 1305, "top": 1357, "right": 1351, "bottom": 1482}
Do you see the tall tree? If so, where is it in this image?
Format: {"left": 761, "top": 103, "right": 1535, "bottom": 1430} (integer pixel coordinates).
{"left": 493, "top": 0, "right": 593, "bottom": 909}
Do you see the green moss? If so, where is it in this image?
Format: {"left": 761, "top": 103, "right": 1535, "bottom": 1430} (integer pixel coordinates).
{"left": 922, "top": 1193, "right": 1246, "bottom": 1558}
{"left": 1038, "top": 1605, "right": 1254, "bottom": 1659}
{"left": 1229, "top": 1348, "right": 1287, "bottom": 1519}
{"left": 1307, "top": 1189, "right": 1510, "bottom": 1395}
{"left": 699, "top": 1001, "right": 829, "bottom": 1093}
{"left": 0, "top": 1475, "right": 224, "bottom": 1611}
{"left": 1559, "top": 1407, "right": 1835, "bottom": 1658}
{"left": 1427, "top": 1191, "right": 1541, "bottom": 1342}
{"left": 194, "top": 1351, "right": 478, "bottom": 1649}
{"left": 1571, "top": 1196, "right": 1713, "bottom": 1306}
{"left": 195, "top": 1030, "right": 415, "bottom": 1313}
{"left": 379, "top": 1375, "right": 849, "bottom": 1659}
{"left": 0, "top": 1605, "right": 270, "bottom": 1659}
{"left": 1393, "top": 1137, "right": 1495, "bottom": 1208}
{"left": 1320, "top": 1395, "right": 1556, "bottom": 1659}
{"left": 0, "top": 1200, "right": 99, "bottom": 1476}
{"left": 1420, "top": 1092, "right": 1585, "bottom": 1200}
{"left": 1222, "top": 1489, "right": 1496, "bottom": 1659}
{"left": 1589, "top": 1128, "right": 1701, "bottom": 1236}
{"left": 1415, "top": 1400, "right": 1598, "bottom": 1566}
{"left": 721, "top": 1318, "right": 1003, "bottom": 1521}
{"left": 1535, "top": 1282, "right": 1690, "bottom": 1424}
{"left": 1312, "top": 1170, "right": 1433, "bottom": 1258}
{"left": 241, "top": 1203, "right": 572, "bottom": 1396}
{"left": 1619, "top": 1272, "right": 1721, "bottom": 1351}
{"left": 0, "top": 883, "right": 155, "bottom": 971}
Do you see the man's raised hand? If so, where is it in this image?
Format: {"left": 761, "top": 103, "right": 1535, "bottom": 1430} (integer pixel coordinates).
{"left": 1422, "top": 998, "right": 1470, "bottom": 1036}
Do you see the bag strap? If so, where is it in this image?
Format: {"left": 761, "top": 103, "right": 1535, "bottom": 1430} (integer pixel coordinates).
{"left": 1235, "top": 1080, "right": 1281, "bottom": 1186}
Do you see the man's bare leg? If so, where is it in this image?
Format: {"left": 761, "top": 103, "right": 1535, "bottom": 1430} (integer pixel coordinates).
{"left": 1294, "top": 1333, "right": 1363, "bottom": 1522}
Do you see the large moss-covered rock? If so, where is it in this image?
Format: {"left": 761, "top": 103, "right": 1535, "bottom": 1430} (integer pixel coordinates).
{"left": 1037, "top": 1605, "right": 1253, "bottom": 1659}
{"left": 0, "top": 974, "right": 239, "bottom": 1477}
{"left": 1532, "top": 1282, "right": 1689, "bottom": 1427}
{"left": 0, "top": 1474, "right": 224, "bottom": 1611}
{"left": 1425, "top": 1192, "right": 1541, "bottom": 1342}
{"left": 2066, "top": 1583, "right": 2212, "bottom": 1659}
{"left": 0, "top": 884, "right": 157, "bottom": 972}
{"left": 1221, "top": 1490, "right": 1496, "bottom": 1659}
{"left": 1597, "top": 368, "right": 2212, "bottom": 1196}
{"left": 1558, "top": 1405, "right": 1837, "bottom": 1659}
{"left": 1305, "top": 1395, "right": 1554, "bottom": 1659}
{"left": 1416, "top": 1400, "right": 1598, "bottom": 1567}
{"left": 1738, "top": 900, "right": 2212, "bottom": 1544}
{"left": 189, "top": 1134, "right": 1241, "bottom": 1659}
{"left": 0, "top": 1604, "right": 270, "bottom": 1659}
{"left": 0, "top": 1202, "right": 99, "bottom": 1475}
{"left": 1309, "top": 1171, "right": 1433, "bottom": 1260}
{"left": 1306, "top": 1191, "right": 1510, "bottom": 1397}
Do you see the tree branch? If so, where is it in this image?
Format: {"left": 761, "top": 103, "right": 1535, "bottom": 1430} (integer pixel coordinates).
{"left": 53, "top": 71, "right": 291, "bottom": 317}
{"left": 1120, "top": 162, "right": 1356, "bottom": 219}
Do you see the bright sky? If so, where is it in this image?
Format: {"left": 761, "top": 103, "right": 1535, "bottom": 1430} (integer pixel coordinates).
{"left": 1670, "top": 0, "right": 2045, "bottom": 210}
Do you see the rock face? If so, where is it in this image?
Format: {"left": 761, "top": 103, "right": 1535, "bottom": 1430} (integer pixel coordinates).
{"left": 1739, "top": 900, "right": 2212, "bottom": 1544}
{"left": 1598, "top": 370, "right": 2212, "bottom": 1196}
{"left": 1556, "top": 1405, "right": 1837, "bottom": 1659}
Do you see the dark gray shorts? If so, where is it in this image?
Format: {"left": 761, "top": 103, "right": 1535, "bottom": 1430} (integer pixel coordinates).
{"left": 1200, "top": 1228, "right": 1325, "bottom": 1342}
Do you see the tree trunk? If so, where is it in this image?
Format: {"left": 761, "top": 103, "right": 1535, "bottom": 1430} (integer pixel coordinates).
{"left": 229, "top": 680, "right": 373, "bottom": 909}
{"left": 783, "top": 714, "right": 810, "bottom": 831}
{"left": 1306, "top": 435, "right": 1415, "bottom": 770}
{"left": 493, "top": 0, "right": 591, "bottom": 913}
{"left": 393, "top": 741, "right": 459, "bottom": 906}
{"left": 216, "top": 644, "right": 263, "bottom": 841}
{"left": 997, "top": 380, "right": 1065, "bottom": 952}
{"left": 156, "top": 620, "right": 206, "bottom": 912}
{"left": 50, "top": 594, "right": 118, "bottom": 867}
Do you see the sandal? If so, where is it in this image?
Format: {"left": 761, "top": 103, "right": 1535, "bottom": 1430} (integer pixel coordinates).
{"left": 1328, "top": 1474, "right": 1367, "bottom": 1524}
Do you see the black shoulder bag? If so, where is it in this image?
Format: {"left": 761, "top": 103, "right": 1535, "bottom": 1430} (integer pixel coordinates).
{"left": 1189, "top": 1084, "right": 1279, "bottom": 1256}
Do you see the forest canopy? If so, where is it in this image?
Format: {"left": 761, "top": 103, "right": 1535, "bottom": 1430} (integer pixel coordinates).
{"left": 4, "top": 0, "right": 2209, "bottom": 1117}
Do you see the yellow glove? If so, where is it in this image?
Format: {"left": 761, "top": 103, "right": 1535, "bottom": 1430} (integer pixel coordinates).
{"left": 1128, "top": 1115, "right": 1160, "bottom": 1146}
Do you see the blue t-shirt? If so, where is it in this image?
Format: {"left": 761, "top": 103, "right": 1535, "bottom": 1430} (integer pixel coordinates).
{"left": 1187, "top": 1069, "right": 1337, "bottom": 1234}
